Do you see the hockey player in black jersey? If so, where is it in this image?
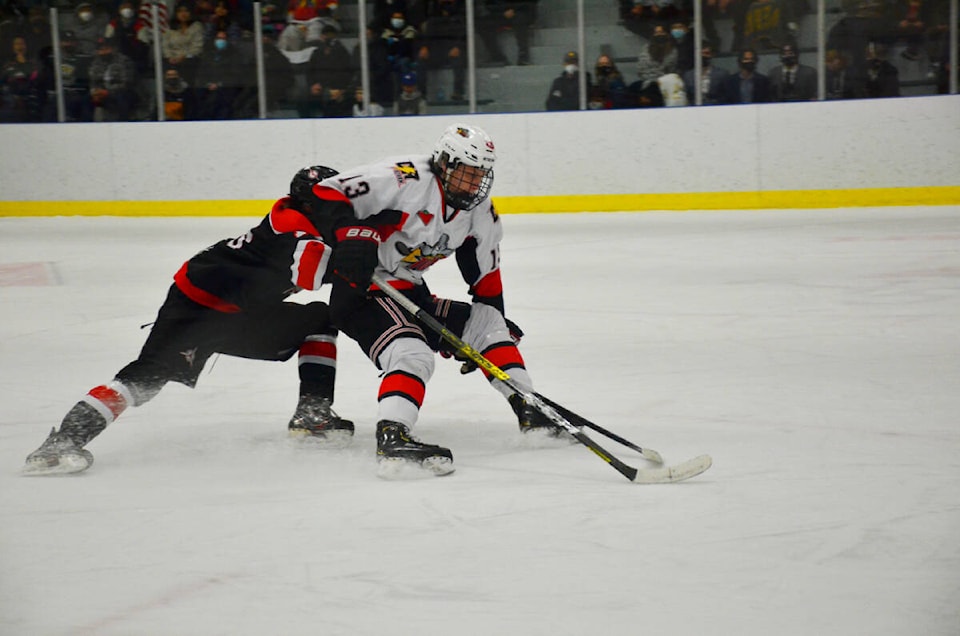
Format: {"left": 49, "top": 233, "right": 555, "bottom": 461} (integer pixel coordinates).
{"left": 24, "top": 166, "right": 354, "bottom": 476}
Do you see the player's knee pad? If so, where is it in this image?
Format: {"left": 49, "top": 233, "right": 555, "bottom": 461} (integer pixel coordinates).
{"left": 376, "top": 337, "right": 435, "bottom": 383}
{"left": 462, "top": 302, "right": 511, "bottom": 353}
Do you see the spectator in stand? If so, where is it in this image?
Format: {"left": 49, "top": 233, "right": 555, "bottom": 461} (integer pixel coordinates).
{"left": 618, "top": 0, "right": 686, "bottom": 40}
{"left": 824, "top": 48, "right": 856, "bottom": 99}
{"left": 66, "top": 2, "right": 109, "bottom": 61}
{"left": 299, "top": 23, "right": 352, "bottom": 117}
{"left": 0, "top": 34, "right": 42, "bottom": 122}
{"left": 195, "top": 29, "right": 249, "bottom": 119}
{"left": 593, "top": 53, "right": 630, "bottom": 108}
{"left": 826, "top": 0, "right": 889, "bottom": 77}
{"left": 163, "top": 3, "right": 205, "bottom": 86}
{"left": 768, "top": 42, "right": 817, "bottom": 100}
{"left": 323, "top": 86, "right": 353, "bottom": 117}
{"left": 21, "top": 7, "right": 53, "bottom": 61}
{"left": 545, "top": 50, "right": 590, "bottom": 111}
{"left": 735, "top": 0, "right": 803, "bottom": 53}
{"left": 394, "top": 69, "right": 427, "bottom": 114}
{"left": 669, "top": 20, "right": 695, "bottom": 73}
{"left": 421, "top": 0, "right": 467, "bottom": 101}
{"left": 204, "top": 0, "right": 244, "bottom": 44}
{"left": 353, "top": 26, "right": 396, "bottom": 108}
{"left": 40, "top": 30, "right": 94, "bottom": 122}
{"left": 288, "top": 0, "right": 340, "bottom": 25}
{"left": 106, "top": 1, "right": 150, "bottom": 73}
{"left": 380, "top": 10, "right": 421, "bottom": 77}
{"left": 163, "top": 66, "right": 196, "bottom": 119}
{"left": 88, "top": 36, "right": 139, "bottom": 121}
{"left": 352, "top": 85, "right": 385, "bottom": 116}
{"left": 682, "top": 42, "right": 729, "bottom": 104}
{"left": 629, "top": 24, "right": 678, "bottom": 107}
{"left": 857, "top": 41, "right": 900, "bottom": 97}
{"left": 478, "top": 0, "right": 538, "bottom": 66}
{"left": 720, "top": 47, "right": 771, "bottom": 103}
{"left": 372, "top": 0, "right": 428, "bottom": 31}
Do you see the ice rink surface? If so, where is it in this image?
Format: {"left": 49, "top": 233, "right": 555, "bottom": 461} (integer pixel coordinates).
{"left": 1, "top": 206, "right": 958, "bottom": 635}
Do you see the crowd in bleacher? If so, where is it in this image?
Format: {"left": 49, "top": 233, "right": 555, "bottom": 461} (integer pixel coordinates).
{"left": 0, "top": 0, "right": 954, "bottom": 123}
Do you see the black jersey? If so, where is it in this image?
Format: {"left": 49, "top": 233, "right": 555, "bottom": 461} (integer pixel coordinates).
{"left": 174, "top": 197, "right": 333, "bottom": 312}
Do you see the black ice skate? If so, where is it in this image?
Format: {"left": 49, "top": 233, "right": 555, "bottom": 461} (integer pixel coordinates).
{"left": 509, "top": 393, "right": 570, "bottom": 439}
{"left": 376, "top": 420, "right": 454, "bottom": 478}
{"left": 288, "top": 397, "right": 355, "bottom": 448}
{"left": 23, "top": 427, "right": 94, "bottom": 476}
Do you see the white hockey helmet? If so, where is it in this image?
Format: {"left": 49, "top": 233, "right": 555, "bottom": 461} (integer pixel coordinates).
{"left": 431, "top": 123, "right": 496, "bottom": 211}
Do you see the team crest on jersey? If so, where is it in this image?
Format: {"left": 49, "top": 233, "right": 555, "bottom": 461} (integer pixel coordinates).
{"left": 392, "top": 162, "right": 420, "bottom": 186}
{"left": 395, "top": 234, "right": 451, "bottom": 271}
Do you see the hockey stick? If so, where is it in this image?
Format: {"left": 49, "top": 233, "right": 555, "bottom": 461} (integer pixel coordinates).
{"left": 369, "top": 274, "right": 712, "bottom": 484}
{"left": 533, "top": 393, "right": 664, "bottom": 465}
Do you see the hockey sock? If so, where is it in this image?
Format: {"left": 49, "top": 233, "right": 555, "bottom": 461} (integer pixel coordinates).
{"left": 60, "top": 381, "right": 134, "bottom": 447}
{"left": 297, "top": 334, "right": 337, "bottom": 401}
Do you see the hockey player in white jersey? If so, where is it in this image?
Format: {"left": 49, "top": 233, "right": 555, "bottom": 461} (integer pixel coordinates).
{"left": 301, "top": 123, "right": 560, "bottom": 477}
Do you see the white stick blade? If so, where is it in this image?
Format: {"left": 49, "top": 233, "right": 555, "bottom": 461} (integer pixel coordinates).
{"left": 632, "top": 455, "right": 712, "bottom": 484}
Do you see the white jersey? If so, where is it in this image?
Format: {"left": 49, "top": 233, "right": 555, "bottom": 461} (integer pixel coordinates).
{"left": 318, "top": 154, "right": 503, "bottom": 293}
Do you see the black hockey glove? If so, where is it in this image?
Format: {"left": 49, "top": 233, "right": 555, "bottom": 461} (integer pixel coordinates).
{"left": 454, "top": 318, "right": 524, "bottom": 375}
{"left": 331, "top": 226, "right": 381, "bottom": 293}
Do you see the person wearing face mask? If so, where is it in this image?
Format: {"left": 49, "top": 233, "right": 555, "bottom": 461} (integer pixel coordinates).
{"left": 105, "top": 1, "right": 150, "bottom": 73}
{"left": 720, "top": 47, "right": 771, "bottom": 104}
{"left": 669, "top": 20, "right": 695, "bottom": 73}
{"left": 768, "top": 42, "right": 817, "bottom": 101}
{"left": 628, "top": 24, "right": 677, "bottom": 107}
{"left": 195, "top": 30, "right": 250, "bottom": 119}
{"left": 682, "top": 42, "right": 729, "bottom": 105}
{"left": 593, "top": 53, "right": 630, "bottom": 109}
{"left": 69, "top": 2, "right": 108, "bottom": 60}
{"left": 545, "top": 50, "right": 591, "bottom": 111}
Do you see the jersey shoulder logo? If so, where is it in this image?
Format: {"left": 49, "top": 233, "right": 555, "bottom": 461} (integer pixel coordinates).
{"left": 392, "top": 162, "right": 420, "bottom": 186}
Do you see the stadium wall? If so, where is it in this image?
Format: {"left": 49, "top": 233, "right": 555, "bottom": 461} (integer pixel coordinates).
{"left": 1, "top": 95, "right": 957, "bottom": 216}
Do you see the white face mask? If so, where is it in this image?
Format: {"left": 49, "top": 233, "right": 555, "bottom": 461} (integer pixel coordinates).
{"left": 79, "top": 11, "right": 93, "bottom": 21}
{"left": 390, "top": 18, "right": 404, "bottom": 29}
{"left": 564, "top": 64, "right": 578, "bottom": 74}
{"left": 120, "top": 7, "right": 134, "bottom": 18}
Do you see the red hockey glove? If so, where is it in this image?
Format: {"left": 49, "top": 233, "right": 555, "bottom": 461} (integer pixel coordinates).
{"left": 331, "top": 226, "right": 380, "bottom": 292}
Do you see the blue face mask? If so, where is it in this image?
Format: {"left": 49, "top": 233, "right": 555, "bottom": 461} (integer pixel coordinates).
{"left": 214, "top": 39, "right": 227, "bottom": 50}
{"left": 671, "top": 29, "right": 685, "bottom": 40}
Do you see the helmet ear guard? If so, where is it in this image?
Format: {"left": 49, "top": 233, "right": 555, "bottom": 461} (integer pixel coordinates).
{"left": 431, "top": 124, "right": 496, "bottom": 211}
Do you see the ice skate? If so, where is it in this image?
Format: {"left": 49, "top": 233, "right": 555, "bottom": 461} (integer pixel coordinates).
{"left": 376, "top": 420, "right": 454, "bottom": 478}
{"left": 509, "top": 394, "right": 573, "bottom": 441}
{"left": 288, "top": 397, "right": 355, "bottom": 448}
{"left": 23, "top": 427, "right": 94, "bottom": 476}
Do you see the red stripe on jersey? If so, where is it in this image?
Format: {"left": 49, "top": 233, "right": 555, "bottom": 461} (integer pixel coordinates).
{"left": 312, "top": 185, "right": 351, "bottom": 203}
{"left": 269, "top": 198, "right": 320, "bottom": 236}
{"left": 370, "top": 278, "right": 415, "bottom": 292}
{"left": 472, "top": 270, "right": 503, "bottom": 299}
{"left": 378, "top": 371, "right": 426, "bottom": 407}
{"left": 293, "top": 240, "right": 329, "bottom": 290}
{"left": 299, "top": 339, "right": 337, "bottom": 361}
{"left": 174, "top": 263, "right": 241, "bottom": 313}
{"left": 88, "top": 385, "right": 128, "bottom": 420}
{"left": 483, "top": 343, "right": 526, "bottom": 372}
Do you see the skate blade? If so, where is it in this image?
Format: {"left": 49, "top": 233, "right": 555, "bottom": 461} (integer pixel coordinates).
{"left": 22, "top": 454, "right": 92, "bottom": 476}
{"left": 376, "top": 456, "right": 455, "bottom": 480}
{"left": 288, "top": 428, "right": 354, "bottom": 450}
{"left": 512, "top": 427, "right": 579, "bottom": 449}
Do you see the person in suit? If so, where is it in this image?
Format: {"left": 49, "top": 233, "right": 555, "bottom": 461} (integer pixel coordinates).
{"left": 720, "top": 48, "right": 771, "bottom": 104}
{"left": 767, "top": 43, "right": 817, "bottom": 101}
{"left": 682, "top": 42, "right": 730, "bottom": 104}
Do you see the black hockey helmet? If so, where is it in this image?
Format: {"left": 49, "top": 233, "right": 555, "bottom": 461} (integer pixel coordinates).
{"left": 290, "top": 165, "right": 339, "bottom": 203}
